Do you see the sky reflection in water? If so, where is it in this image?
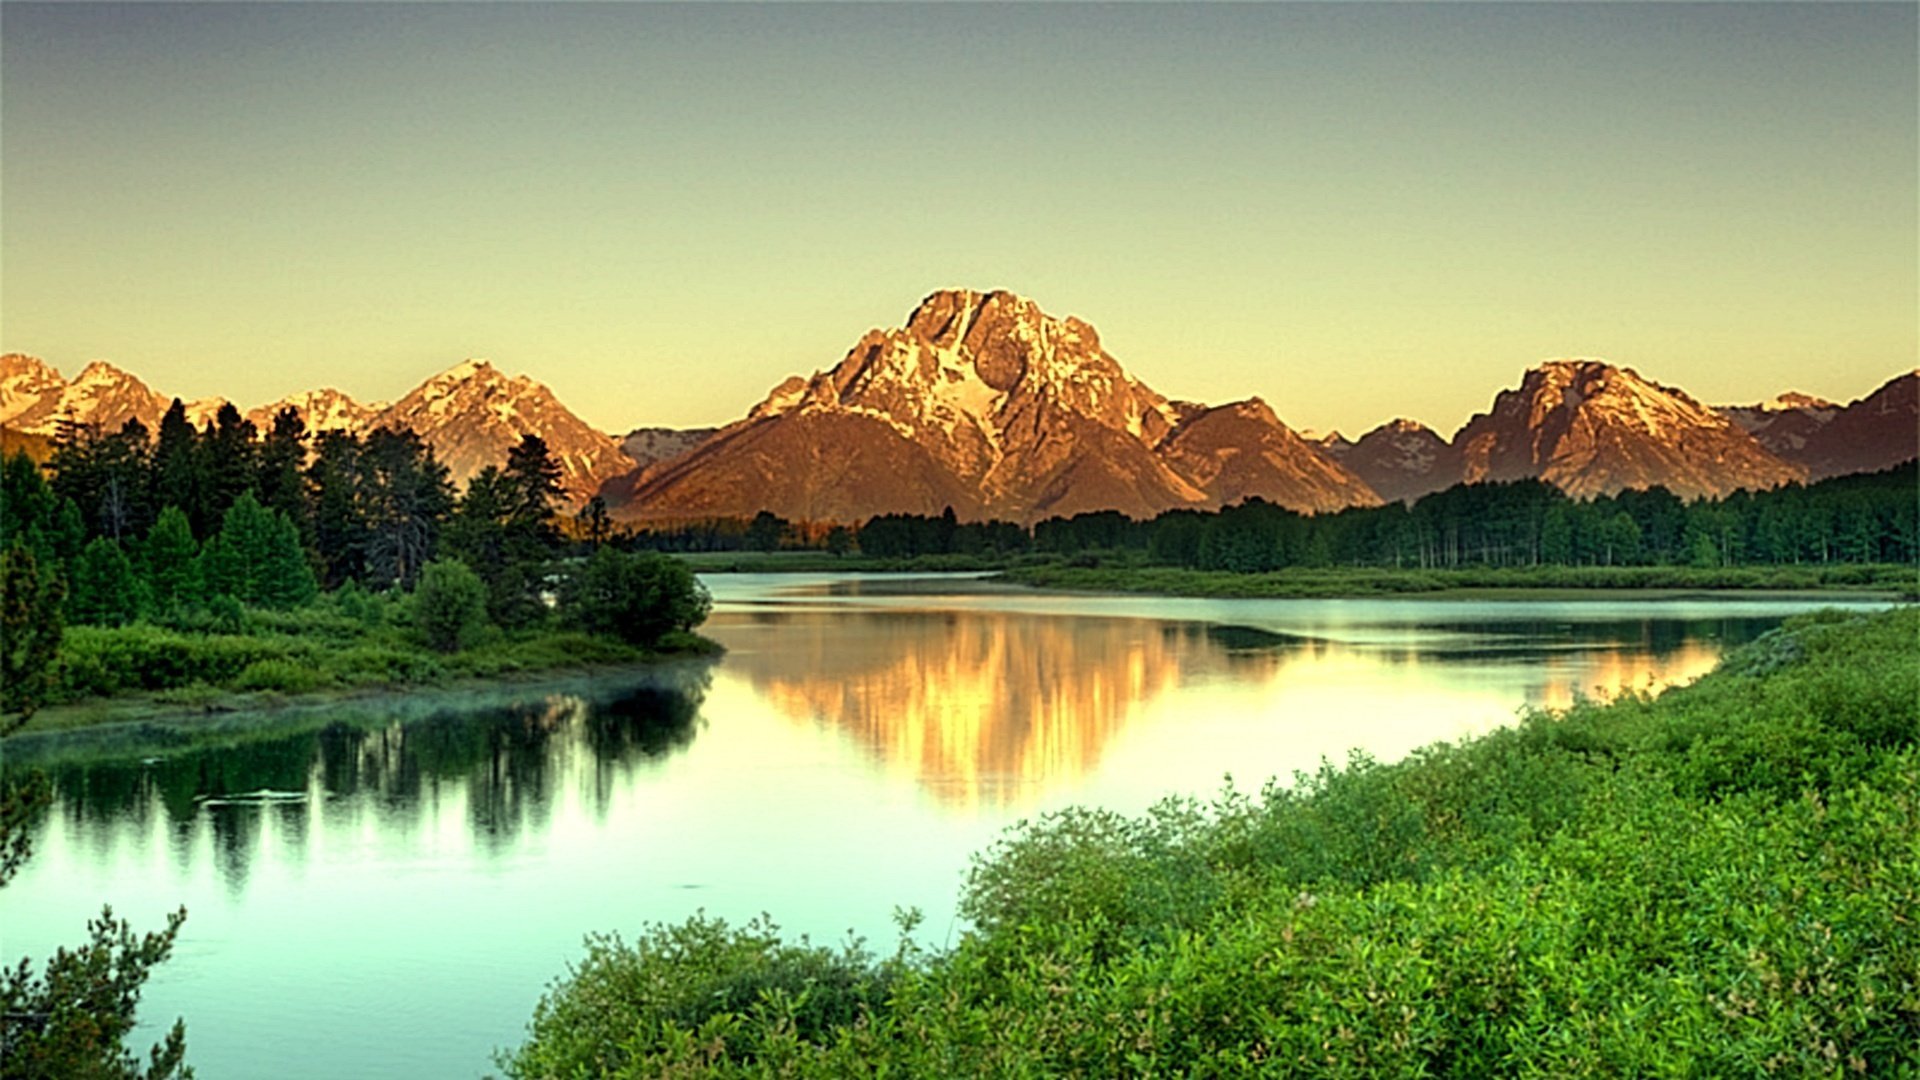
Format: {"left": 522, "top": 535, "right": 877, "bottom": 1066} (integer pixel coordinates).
{"left": 3, "top": 574, "right": 1884, "bottom": 1078}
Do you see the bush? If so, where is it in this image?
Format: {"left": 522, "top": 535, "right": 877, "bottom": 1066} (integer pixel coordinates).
{"left": 231, "top": 657, "right": 328, "bottom": 695}
{"left": 501, "top": 916, "right": 896, "bottom": 1078}
{"left": 410, "top": 558, "right": 491, "bottom": 654}
{"left": 559, "top": 549, "right": 710, "bottom": 646}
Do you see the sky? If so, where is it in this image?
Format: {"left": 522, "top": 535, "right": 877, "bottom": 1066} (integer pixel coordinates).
{"left": 3, "top": 2, "right": 1914, "bottom": 439}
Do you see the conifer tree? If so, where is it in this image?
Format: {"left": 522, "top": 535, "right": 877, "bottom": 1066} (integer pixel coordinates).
{"left": 0, "top": 543, "right": 65, "bottom": 719}
{"left": 69, "top": 537, "right": 147, "bottom": 626}
{"left": 143, "top": 506, "right": 201, "bottom": 614}
{"left": 199, "top": 492, "right": 317, "bottom": 609}
{"left": 307, "top": 430, "right": 369, "bottom": 587}
{"left": 151, "top": 399, "right": 206, "bottom": 535}
{"left": 201, "top": 403, "right": 259, "bottom": 528}
{"left": 361, "top": 427, "right": 453, "bottom": 589}
{"left": 256, "top": 406, "right": 308, "bottom": 535}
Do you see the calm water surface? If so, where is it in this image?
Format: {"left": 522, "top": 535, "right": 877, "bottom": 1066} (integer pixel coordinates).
{"left": 1, "top": 574, "right": 1888, "bottom": 1077}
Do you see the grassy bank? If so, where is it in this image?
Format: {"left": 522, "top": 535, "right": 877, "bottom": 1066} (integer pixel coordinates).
{"left": 671, "top": 550, "right": 1033, "bottom": 574}
{"left": 999, "top": 561, "right": 1920, "bottom": 599}
{"left": 502, "top": 605, "right": 1920, "bottom": 1077}
{"left": 12, "top": 596, "right": 719, "bottom": 736}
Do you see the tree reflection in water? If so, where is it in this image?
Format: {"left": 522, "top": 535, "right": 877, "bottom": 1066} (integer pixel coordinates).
{"left": 5, "top": 666, "right": 710, "bottom": 886}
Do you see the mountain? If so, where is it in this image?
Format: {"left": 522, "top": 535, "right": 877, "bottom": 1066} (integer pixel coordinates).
{"left": 621, "top": 427, "right": 719, "bottom": 473}
{"left": 1724, "top": 373, "right": 1916, "bottom": 482}
{"left": 1453, "top": 360, "right": 1804, "bottom": 499}
{"left": 0, "top": 353, "right": 630, "bottom": 508}
{"left": 616, "top": 289, "right": 1379, "bottom": 523}
{"left": 0, "top": 355, "right": 170, "bottom": 435}
{"left": 246, "top": 387, "right": 385, "bottom": 435}
{"left": 376, "top": 360, "right": 635, "bottom": 508}
{"left": 1328, "top": 419, "right": 1463, "bottom": 504}
{"left": 1158, "top": 398, "right": 1382, "bottom": 513}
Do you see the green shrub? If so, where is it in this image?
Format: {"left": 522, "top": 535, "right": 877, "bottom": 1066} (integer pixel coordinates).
{"left": 501, "top": 916, "right": 896, "bottom": 1078}
{"left": 231, "top": 657, "right": 328, "bottom": 694}
{"left": 410, "top": 558, "right": 492, "bottom": 654}
{"left": 559, "top": 548, "right": 710, "bottom": 646}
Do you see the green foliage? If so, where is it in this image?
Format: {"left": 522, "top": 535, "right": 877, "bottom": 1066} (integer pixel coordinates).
{"left": 500, "top": 916, "right": 896, "bottom": 1079}
{"left": 328, "top": 580, "right": 387, "bottom": 629}
{"left": 230, "top": 657, "right": 329, "bottom": 695}
{"left": 0, "top": 452, "right": 65, "bottom": 565}
{"left": 200, "top": 492, "right": 317, "bottom": 610}
{"left": 504, "top": 607, "right": 1920, "bottom": 1078}
{"left": 559, "top": 548, "right": 711, "bottom": 647}
{"left": 141, "top": 507, "right": 200, "bottom": 614}
{"left": 51, "top": 625, "right": 309, "bottom": 700}
{"left": 68, "top": 538, "right": 148, "bottom": 627}
{"left": 410, "top": 558, "right": 492, "bottom": 654}
{"left": 0, "top": 545, "right": 65, "bottom": 719}
{"left": 0, "top": 905, "right": 192, "bottom": 1079}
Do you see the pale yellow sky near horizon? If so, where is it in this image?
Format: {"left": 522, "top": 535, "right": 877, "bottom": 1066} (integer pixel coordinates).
{"left": 4, "top": 3, "right": 1913, "bottom": 439}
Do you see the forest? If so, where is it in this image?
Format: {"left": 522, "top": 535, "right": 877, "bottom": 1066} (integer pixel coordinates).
{"left": 0, "top": 403, "right": 710, "bottom": 720}
{"left": 622, "top": 462, "right": 1918, "bottom": 572}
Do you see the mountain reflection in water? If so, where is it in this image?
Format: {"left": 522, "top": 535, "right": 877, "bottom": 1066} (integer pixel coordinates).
{"left": 707, "top": 603, "right": 1758, "bottom": 808}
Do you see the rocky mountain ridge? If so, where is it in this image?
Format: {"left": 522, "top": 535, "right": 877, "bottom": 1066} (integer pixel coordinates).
{"left": 0, "top": 353, "right": 631, "bottom": 508}
{"left": 5, "top": 305, "right": 1913, "bottom": 522}
{"left": 618, "top": 289, "right": 1380, "bottom": 523}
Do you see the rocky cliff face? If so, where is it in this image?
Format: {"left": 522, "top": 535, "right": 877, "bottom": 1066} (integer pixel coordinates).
{"left": 1331, "top": 419, "right": 1463, "bottom": 504}
{"left": 247, "top": 387, "right": 385, "bottom": 435}
{"left": 1159, "top": 399, "right": 1382, "bottom": 513}
{"left": 1724, "top": 373, "right": 1916, "bottom": 482}
{"left": 0, "top": 354, "right": 169, "bottom": 435}
{"left": 376, "top": 360, "right": 634, "bottom": 508}
{"left": 1453, "top": 360, "right": 1804, "bottom": 499}
{"left": 618, "top": 289, "right": 1379, "bottom": 523}
{"left": 620, "top": 427, "right": 720, "bottom": 473}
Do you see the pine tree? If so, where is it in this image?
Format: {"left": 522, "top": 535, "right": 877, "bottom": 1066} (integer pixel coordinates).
{"left": 256, "top": 406, "right": 309, "bottom": 537}
{"left": 0, "top": 543, "right": 65, "bottom": 719}
{"left": 151, "top": 400, "right": 206, "bottom": 536}
{"left": 361, "top": 427, "right": 453, "bottom": 588}
{"left": 201, "top": 403, "right": 259, "bottom": 528}
{"left": 69, "top": 537, "right": 147, "bottom": 626}
{"left": 200, "top": 492, "right": 316, "bottom": 609}
{"left": 307, "top": 431, "right": 369, "bottom": 587}
{"left": 504, "top": 434, "right": 564, "bottom": 551}
{"left": 0, "top": 451, "right": 63, "bottom": 565}
{"left": 143, "top": 506, "right": 201, "bottom": 614}
{"left": 97, "top": 419, "right": 155, "bottom": 541}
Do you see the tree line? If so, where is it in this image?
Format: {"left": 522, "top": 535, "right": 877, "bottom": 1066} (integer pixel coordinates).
{"left": 0, "top": 402, "right": 709, "bottom": 714}
{"left": 630, "top": 462, "right": 1917, "bottom": 570}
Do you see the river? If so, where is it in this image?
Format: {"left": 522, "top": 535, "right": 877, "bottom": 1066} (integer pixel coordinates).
{"left": 0, "top": 574, "right": 1888, "bottom": 1077}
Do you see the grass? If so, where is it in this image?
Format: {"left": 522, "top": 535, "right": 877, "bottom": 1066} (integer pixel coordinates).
{"left": 11, "top": 597, "right": 721, "bottom": 736}
{"left": 999, "top": 561, "right": 1920, "bottom": 600}
{"left": 671, "top": 550, "right": 1035, "bottom": 573}
{"left": 500, "top": 605, "right": 1920, "bottom": 1077}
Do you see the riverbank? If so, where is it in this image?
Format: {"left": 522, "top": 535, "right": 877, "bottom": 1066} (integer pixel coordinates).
{"left": 9, "top": 604, "right": 720, "bottom": 737}
{"left": 997, "top": 561, "right": 1920, "bottom": 600}
{"left": 0, "top": 659, "right": 717, "bottom": 768}
{"left": 504, "top": 605, "right": 1920, "bottom": 1077}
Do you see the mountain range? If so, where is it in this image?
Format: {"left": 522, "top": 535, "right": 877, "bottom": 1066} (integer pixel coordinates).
{"left": 0, "top": 353, "right": 631, "bottom": 510}
{"left": 3, "top": 289, "right": 1913, "bottom": 521}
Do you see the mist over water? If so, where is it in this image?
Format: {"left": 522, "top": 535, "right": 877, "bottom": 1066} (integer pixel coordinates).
{"left": 3, "top": 574, "right": 1884, "bottom": 1078}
